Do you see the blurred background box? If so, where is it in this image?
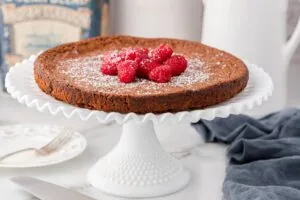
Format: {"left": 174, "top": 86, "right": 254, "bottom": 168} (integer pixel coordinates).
{"left": 101, "top": 0, "right": 109, "bottom": 36}
{"left": 0, "top": 0, "right": 102, "bottom": 69}
{"left": 0, "top": 0, "right": 106, "bottom": 90}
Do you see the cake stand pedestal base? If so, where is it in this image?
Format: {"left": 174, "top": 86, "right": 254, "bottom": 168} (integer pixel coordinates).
{"left": 87, "top": 120, "right": 191, "bottom": 198}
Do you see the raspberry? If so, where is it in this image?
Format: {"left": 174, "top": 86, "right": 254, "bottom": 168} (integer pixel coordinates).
{"left": 137, "top": 59, "right": 160, "bottom": 78}
{"left": 101, "top": 51, "right": 125, "bottom": 75}
{"left": 149, "top": 65, "right": 172, "bottom": 83}
{"left": 103, "top": 51, "right": 125, "bottom": 63}
{"left": 124, "top": 48, "right": 137, "bottom": 60}
{"left": 150, "top": 44, "right": 173, "bottom": 63}
{"left": 117, "top": 59, "right": 139, "bottom": 71}
{"left": 139, "top": 47, "right": 149, "bottom": 57}
{"left": 101, "top": 62, "right": 118, "bottom": 75}
{"left": 164, "top": 55, "right": 188, "bottom": 76}
{"left": 124, "top": 47, "right": 149, "bottom": 64}
{"left": 117, "top": 60, "right": 138, "bottom": 83}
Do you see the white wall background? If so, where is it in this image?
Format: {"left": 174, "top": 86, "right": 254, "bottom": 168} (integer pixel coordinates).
{"left": 109, "top": 0, "right": 203, "bottom": 41}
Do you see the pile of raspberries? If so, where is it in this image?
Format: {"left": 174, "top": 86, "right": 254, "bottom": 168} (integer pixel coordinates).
{"left": 100, "top": 44, "right": 188, "bottom": 83}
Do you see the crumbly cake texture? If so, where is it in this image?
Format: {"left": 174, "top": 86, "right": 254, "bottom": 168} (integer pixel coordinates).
{"left": 34, "top": 36, "right": 249, "bottom": 114}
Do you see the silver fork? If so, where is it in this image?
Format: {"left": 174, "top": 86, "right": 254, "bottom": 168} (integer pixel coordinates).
{"left": 0, "top": 128, "right": 73, "bottom": 161}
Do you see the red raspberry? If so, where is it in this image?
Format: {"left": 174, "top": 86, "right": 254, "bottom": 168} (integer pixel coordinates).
{"left": 117, "top": 59, "right": 139, "bottom": 71}
{"left": 124, "top": 48, "right": 137, "bottom": 60}
{"left": 117, "top": 60, "right": 138, "bottom": 83}
{"left": 148, "top": 65, "right": 172, "bottom": 83}
{"left": 101, "top": 51, "right": 125, "bottom": 75}
{"left": 150, "top": 44, "right": 173, "bottom": 63}
{"left": 124, "top": 47, "right": 149, "bottom": 64}
{"left": 103, "top": 51, "right": 125, "bottom": 63}
{"left": 139, "top": 47, "right": 149, "bottom": 57}
{"left": 101, "top": 62, "right": 118, "bottom": 75}
{"left": 137, "top": 59, "right": 160, "bottom": 78}
{"left": 164, "top": 55, "right": 188, "bottom": 76}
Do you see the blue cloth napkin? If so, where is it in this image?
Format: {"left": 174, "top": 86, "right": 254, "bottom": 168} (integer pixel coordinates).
{"left": 192, "top": 108, "right": 300, "bottom": 200}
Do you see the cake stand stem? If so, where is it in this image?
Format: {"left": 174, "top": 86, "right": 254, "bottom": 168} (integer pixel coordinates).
{"left": 118, "top": 121, "right": 162, "bottom": 152}
{"left": 87, "top": 120, "right": 191, "bottom": 198}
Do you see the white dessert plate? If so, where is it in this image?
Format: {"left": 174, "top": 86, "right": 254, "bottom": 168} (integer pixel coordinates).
{"left": 0, "top": 124, "right": 87, "bottom": 168}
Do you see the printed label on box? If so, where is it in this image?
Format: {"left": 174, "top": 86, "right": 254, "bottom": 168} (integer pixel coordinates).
{"left": 0, "top": 0, "right": 101, "bottom": 67}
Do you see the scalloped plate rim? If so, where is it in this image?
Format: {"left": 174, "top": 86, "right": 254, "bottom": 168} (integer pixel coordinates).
{"left": 5, "top": 55, "right": 273, "bottom": 124}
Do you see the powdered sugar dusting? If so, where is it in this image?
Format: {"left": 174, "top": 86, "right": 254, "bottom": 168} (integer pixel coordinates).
{"left": 59, "top": 54, "right": 210, "bottom": 95}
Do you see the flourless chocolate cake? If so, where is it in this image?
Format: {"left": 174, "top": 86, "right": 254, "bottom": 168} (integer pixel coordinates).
{"left": 34, "top": 36, "right": 249, "bottom": 114}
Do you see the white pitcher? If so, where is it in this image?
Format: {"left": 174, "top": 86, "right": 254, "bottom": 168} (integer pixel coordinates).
{"left": 202, "top": 0, "right": 300, "bottom": 116}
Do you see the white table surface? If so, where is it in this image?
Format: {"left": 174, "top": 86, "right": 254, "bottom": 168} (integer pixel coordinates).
{"left": 0, "top": 93, "right": 227, "bottom": 200}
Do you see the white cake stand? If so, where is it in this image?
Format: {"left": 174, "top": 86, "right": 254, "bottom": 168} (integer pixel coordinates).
{"left": 5, "top": 55, "right": 273, "bottom": 198}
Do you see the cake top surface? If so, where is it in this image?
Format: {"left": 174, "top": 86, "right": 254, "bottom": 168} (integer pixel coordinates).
{"left": 34, "top": 36, "right": 248, "bottom": 97}
{"left": 57, "top": 52, "right": 213, "bottom": 95}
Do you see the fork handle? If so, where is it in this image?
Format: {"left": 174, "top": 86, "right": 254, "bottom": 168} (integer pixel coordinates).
{"left": 0, "top": 148, "right": 36, "bottom": 161}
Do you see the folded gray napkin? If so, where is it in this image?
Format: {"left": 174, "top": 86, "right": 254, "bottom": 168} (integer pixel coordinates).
{"left": 192, "top": 108, "right": 300, "bottom": 200}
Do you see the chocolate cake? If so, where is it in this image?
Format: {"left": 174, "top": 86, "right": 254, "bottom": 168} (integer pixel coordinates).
{"left": 34, "top": 36, "right": 249, "bottom": 114}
